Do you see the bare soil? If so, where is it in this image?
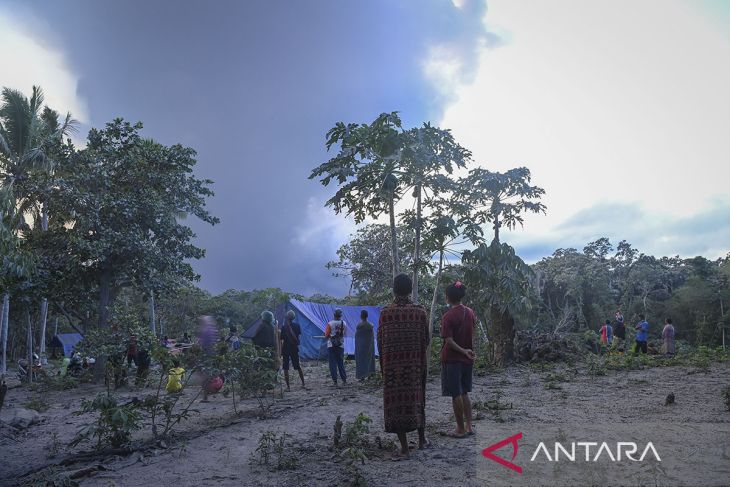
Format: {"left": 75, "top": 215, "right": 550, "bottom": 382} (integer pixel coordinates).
{"left": 1, "top": 358, "right": 728, "bottom": 487}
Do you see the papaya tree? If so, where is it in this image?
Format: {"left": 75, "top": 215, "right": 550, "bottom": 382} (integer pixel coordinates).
{"left": 310, "top": 112, "right": 405, "bottom": 279}
{"left": 461, "top": 167, "right": 545, "bottom": 244}
{"left": 311, "top": 114, "right": 471, "bottom": 303}
{"left": 397, "top": 123, "right": 471, "bottom": 302}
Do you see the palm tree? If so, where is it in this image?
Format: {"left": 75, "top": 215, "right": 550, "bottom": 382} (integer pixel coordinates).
{"left": 0, "top": 85, "right": 75, "bottom": 367}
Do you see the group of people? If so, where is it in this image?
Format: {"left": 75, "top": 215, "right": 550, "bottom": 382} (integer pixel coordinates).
{"left": 150, "top": 275, "right": 478, "bottom": 458}
{"left": 598, "top": 310, "right": 676, "bottom": 355}
{"left": 212, "top": 274, "right": 478, "bottom": 458}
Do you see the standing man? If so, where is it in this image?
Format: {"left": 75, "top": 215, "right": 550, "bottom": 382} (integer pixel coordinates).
{"left": 440, "top": 281, "right": 476, "bottom": 438}
{"left": 635, "top": 314, "right": 649, "bottom": 354}
{"left": 377, "top": 274, "right": 430, "bottom": 458}
{"left": 280, "top": 310, "right": 305, "bottom": 390}
{"left": 324, "top": 309, "right": 347, "bottom": 386}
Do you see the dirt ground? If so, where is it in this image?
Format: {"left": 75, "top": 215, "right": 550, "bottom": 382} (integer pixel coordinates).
{"left": 1, "top": 358, "right": 729, "bottom": 487}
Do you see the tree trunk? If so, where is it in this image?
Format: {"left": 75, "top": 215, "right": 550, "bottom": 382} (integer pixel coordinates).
{"left": 39, "top": 298, "right": 48, "bottom": 360}
{"left": 39, "top": 202, "right": 49, "bottom": 360}
{"left": 388, "top": 195, "right": 400, "bottom": 278}
{"left": 26, "top": 309, "right": 33, "bottom": 384}
{"left": 490, "top": 305, "right": 515, "bottom": 366}
{"left": 412, "top": 184, "right": 422, "bottom": 303}
{"left": 493, "top": 213, "right": 501, "bottom": 244}
{"left": 98, "top": 265, "right": 112, "bottom": 328}
{"left": 425, "top": 249, "right": 444, "bottom": 377}
{"left": 429, "top": 249, "right": 444, "bottom": 339}
{"left": 1, "top": 293, "right": 9, "bottom": 374}
{"left": 96, "top": 266, "right": 113, "bottom": 383}
{"left": 149, "top": 290, "right": 156, "bottom": 335}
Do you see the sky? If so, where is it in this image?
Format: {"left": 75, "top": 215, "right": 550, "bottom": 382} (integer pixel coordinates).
{"left": 1, "top": 0, "right": 728, "bottom": 296}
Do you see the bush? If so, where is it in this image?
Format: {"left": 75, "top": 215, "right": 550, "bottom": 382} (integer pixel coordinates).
{"left": 221, "top": 343, "right": 279, "bottom": 417}
{"left": 722, "top": 387, "right": 730, "bottom": 412}
{"left": 250, "top": 430, "right": 299, "bottom": 471}
{"left": 585, "top": 354, "right": 607, "bottom": 376}
{"left": 71, "top": 393, "right": 142, "bottom": 449}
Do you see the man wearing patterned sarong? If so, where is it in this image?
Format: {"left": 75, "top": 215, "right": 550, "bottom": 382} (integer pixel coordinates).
{"left": 377, "top": 273, "right": 430, "bottom": 458}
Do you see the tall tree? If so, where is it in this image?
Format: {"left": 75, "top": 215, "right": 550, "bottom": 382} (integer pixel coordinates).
{"left": 326, "top": 223, "right": 419, "bottom": 304}
{"left": 311, "top": 114, "right": 471, "bottom": 303}
{"left": 462, "top": 167, "right": 545, "bottom": 244}
{"left": 310, "top": 112, "right": 405, "bottom": 279}
{"left": 0, "top": 86, "right": 69, "bottom": 370}
{"left": 47, "top": 119, "right": 218, "bottom": 329}
{"left": 398, "top": 124, "right": 471, "bottom": 302}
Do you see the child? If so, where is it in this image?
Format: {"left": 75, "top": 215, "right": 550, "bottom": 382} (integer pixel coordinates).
{"left": 166, "top": 360, "right": 185, "bottom": 394}
{"left": 202, "top": 374, "right": 225, "bottom": 402}
{"left": 599, "top": 319, "right": 613, "bottom": 348}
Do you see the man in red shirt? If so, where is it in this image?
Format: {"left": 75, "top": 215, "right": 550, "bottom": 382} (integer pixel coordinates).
{"left": 440, "top": 281, "right": 476, "bottom": 438}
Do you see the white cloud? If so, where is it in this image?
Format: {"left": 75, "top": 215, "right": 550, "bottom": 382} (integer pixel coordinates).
{"left": 431, "top": 0, "right": 730, "bottom": 258}
{"left": 0, "top": 7, "right": 88, "bottom": 124}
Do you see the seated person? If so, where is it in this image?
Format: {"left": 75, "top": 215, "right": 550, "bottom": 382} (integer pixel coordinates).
{"left": 166, "top": 360, "right": 185, "bottom": 393}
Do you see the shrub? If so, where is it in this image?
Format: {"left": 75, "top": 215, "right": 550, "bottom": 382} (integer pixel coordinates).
{"left": 585, "top": 353, "right": 607, "bottom": 376}
{"left": 251, "top": 431, "right": 299, "bottom": 471}
{"left": 222, "top": 343, "right": 279, "bottom": 417}
{"left": 71, "top": 393, "right": 142, "bottom": 449}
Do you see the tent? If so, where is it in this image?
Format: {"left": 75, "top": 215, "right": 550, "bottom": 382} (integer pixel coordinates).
{"left": 49, "top": 333, "right": 83, "bottom": 357}
{"left": 242, "top": 299, "right": 381, "bottom": 359}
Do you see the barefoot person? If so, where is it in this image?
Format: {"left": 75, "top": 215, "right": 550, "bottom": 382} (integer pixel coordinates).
{"left": 440, "top": 281, "right": 476, "bottom": 438}
{"left": 377, "top": 273, "right": 430, "bottom": 458}
{"left": 355, "top": 309, "right": 376, "bottom": 381}
{"left": 280, "top": 310, "right": 305, "bottom": 390}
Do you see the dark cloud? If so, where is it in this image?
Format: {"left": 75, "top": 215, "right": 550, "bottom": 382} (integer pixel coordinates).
{"left": 7, "top": 0, "right": 492, "bottom": 295}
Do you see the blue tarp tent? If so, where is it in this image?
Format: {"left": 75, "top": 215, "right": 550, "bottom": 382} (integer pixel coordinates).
{"left": 49, "top": 333, "right": 83, "bottom": 357}
{"left": 242, "top": 299, "right": 381, "bottom": 359}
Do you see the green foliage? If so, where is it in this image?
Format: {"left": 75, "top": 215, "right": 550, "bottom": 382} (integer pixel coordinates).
{"left": 533, "top": 239, "right": 729, "bottom": 346}
{"left": 429, "top": 336, "right": 443, "bottom": 375}
{"left": 463, "top": 241, "right": 535, "bottom": 318}
{"left": 28, "top": 374, "right": 79, "bottom": 392}
{"left": 43, "top": 118, "right": 218, "bottom": 326}
{"left": 460, "top": 166, "right": 545, "bottom": 243}
{"left": 220, "top": 342, "right": 279, "bottom": 417}
{"left": 251, "top": 431, "right": 299, "bottom": 471}
{"left": 327, "top": 224, "right": 423, "bottom": 303}
{"left": 23, "top": 396, "right": 49, "bottom": 412}
{"left": 334, "top": 412, "right": 373, "bottom": 469}
{"left": 585, "top": 354, "right": 607, "bottom": 376}
{"left": 71, "top": 393, "right": 142, "bottom": 449}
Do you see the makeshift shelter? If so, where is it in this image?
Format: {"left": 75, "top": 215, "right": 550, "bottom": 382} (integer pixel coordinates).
{"left": 242, "top": 299, "right": 381, "bottom": 359}
{"left": 49, "top": 333, "right": 83, "bottom": 358}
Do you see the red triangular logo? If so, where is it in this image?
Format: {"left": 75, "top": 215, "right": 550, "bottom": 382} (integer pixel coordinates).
{"left": 481, "top": 432, "right": 523, "bottom": 474}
